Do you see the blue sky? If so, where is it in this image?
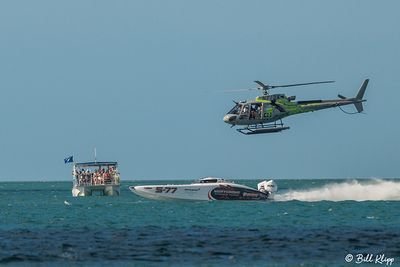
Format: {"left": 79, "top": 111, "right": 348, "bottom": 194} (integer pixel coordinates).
{"left": 0, "top": 1, "right": 399, "bottom": 181}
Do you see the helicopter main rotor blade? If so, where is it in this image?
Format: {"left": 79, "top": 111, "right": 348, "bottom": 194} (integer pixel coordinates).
{"left": 222, "top": 88, "right": 258, "bottom": 92}
{"left": 270, "top": 80, "right": 335, "bottom": 89}
{"left": 224, "top": 80, "right": 335, "bottom": 95}
{"left": 254, "top": 81, "right": 267, "bottom": 88}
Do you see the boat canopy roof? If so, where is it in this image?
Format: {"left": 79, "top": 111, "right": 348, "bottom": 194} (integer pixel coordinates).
{"left": 74, "top": 161, "right": 118, "bottom": 168}
{"left": 195, "top": 177, "right": 232, "bottom": 184}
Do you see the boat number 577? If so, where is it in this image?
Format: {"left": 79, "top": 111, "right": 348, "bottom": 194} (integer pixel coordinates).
{"left": 155, "top": 187, "right": 178, "bottom": 193}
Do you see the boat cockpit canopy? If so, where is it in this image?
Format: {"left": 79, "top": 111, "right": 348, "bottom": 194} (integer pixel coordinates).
{"left": 196, "top": 177, "right": 232, "bottom": 184}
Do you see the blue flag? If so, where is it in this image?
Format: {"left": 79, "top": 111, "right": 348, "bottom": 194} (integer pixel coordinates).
{"left": 64, "top": 156, "right": 74, "bottom": 164}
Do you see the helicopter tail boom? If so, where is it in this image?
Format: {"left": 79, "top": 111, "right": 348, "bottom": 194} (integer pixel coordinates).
{"left": 353, "top": 79, "right": 369, "bottom": 113}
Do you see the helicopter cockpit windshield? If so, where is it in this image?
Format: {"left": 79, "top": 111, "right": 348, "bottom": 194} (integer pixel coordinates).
{"left": 227, "top": 104, "right": 241, "bottom": 115}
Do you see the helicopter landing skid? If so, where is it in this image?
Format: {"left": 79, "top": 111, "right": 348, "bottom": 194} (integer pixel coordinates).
{"left": 237, "top": 121, "right": 290, "bottom": 135}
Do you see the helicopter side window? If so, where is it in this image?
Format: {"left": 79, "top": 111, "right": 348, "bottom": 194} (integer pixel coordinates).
{"left": 263, "top": 103, "right": 272, "bottom": 110}
{"left": 241, "top": 104, "right": 250, "bottom": 115}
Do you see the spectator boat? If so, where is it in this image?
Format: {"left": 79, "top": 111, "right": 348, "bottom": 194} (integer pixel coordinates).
{"left": 129, "top": 177, "right": 277, "bottom": 201}
{"left": 72, "top": 161, "right": 121, "bottom": 197}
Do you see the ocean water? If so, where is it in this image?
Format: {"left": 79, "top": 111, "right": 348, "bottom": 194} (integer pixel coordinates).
{"left": 0, "top": 179, "right": 399, "bottom": 266}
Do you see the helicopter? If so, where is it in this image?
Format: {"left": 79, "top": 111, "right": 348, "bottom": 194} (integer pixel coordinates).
{"left": 223, "top": 79, "right": 369, "bottom": 135}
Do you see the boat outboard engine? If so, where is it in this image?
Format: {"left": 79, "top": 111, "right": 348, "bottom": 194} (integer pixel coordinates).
{"left": 257, "top": 180, "right": 278, "bottom": 199}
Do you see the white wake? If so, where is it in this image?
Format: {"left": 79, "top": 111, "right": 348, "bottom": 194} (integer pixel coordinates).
{"left": 275, "top": 179, "right": 400, "bottom": 202}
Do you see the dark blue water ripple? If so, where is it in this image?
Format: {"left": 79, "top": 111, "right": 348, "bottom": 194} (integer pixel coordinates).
{"left": 0, "top": 226, "right": 399, "bottom": 266}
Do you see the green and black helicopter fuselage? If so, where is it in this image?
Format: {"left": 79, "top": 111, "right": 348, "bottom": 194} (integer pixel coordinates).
{"left": 223, "top": 79, "right": 369, "bottom": 135}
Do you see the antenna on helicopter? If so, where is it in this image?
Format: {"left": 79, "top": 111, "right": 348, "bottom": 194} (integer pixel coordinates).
{"left": 254, "top": 80, "right": 335, "bottom": 95}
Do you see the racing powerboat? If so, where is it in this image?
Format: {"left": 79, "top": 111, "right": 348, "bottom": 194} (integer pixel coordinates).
{"left": 129, "top": 177, "right": 277, "bottom": 201}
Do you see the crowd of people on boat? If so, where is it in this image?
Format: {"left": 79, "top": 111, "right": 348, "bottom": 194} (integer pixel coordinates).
{"left": 74, "top": 167, "right": 120, "bottom": 186}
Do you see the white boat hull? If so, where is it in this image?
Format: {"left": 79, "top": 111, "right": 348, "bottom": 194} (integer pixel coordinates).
{"left": 129, "top": 181, "right": 274, "bottom": 201}
{"left": 72, "top": 184, "right": 120, "bottom": 197}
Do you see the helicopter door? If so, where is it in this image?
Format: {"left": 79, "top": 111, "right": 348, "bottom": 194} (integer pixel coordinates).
{"left": 263, "top": 103, "right": 273, "bottom": 119}
{"left": 250, "top": 103, "right": 262, "bottom": 119}
{"left": 239, "top": 104, "right": 250, "bottom": 119}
